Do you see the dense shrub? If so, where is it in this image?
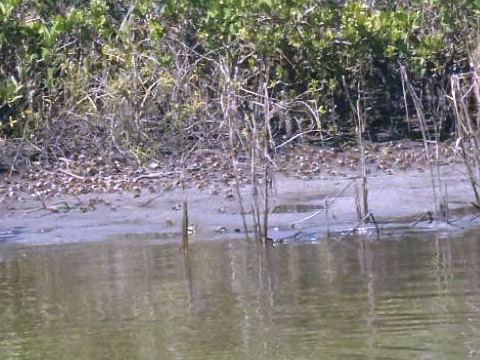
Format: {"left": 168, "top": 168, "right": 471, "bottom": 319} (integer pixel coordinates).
{"left": 0, "top": 0, "right": 479, "bottom": 155}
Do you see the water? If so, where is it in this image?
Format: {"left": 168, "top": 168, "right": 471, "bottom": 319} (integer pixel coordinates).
{"left": 1, "top": 231, "right": 480, "bottom": 359}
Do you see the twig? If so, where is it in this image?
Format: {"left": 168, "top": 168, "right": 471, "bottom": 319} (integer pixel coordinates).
{"left": 366, "top": 212, "right": 380, "bottom": 238}
{"left": 470, "top": 202, "right": 480, "bottom": 222}
{"left": 347, "top": 212, "right": 380, "bottom": 239}
{"left": 411, "top": 211, "right": 434, "bottom": 227}
{"left": 58, "top": 169, "right": 85, "bottom": 180}
{"left": 291, "top": 180, "right": 354, "bottom": 226}
{"left": 133, "top": 171, "right": 178, "bottom": 182}
{"left": 275, "top": 130, "right": 325, "bottom": 149}
{"left": 138, "top": 194, "right": 163, "bottom": 207}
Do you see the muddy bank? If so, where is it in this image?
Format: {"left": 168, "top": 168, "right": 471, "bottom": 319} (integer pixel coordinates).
{"left": 1, "top": 162, "right": 479, "bottom": 246}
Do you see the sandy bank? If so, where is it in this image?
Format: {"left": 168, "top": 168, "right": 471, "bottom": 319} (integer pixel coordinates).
{"left": 1, "top": 162, "right": 479, "bottom": 246}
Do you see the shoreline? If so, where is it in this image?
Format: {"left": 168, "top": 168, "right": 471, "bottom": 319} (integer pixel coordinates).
{"left": 1, "top": 143, "right": 479, "bottom": 246}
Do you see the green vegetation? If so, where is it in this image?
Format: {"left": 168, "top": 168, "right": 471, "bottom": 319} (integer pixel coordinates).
{"left": 1, "top": 0, "right": 479, "bottom": 159}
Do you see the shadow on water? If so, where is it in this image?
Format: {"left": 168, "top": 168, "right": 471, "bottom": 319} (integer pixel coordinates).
{"left": 0, "top": 230, "right": 480, "bottom": 359}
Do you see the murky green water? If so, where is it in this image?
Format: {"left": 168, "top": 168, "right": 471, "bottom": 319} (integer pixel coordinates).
{"left": 1, "top": 231, "right": 480, "bottom": 359}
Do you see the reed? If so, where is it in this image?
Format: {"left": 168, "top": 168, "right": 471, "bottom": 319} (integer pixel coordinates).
{"left": 181, "top": 156, "right": 189, "bottom": 255}
{"left": 182, "top": 197, "right": 189, "bottom": 255}
{"left": 217, "top": 58, "right": 250, "bottom": 240}
{"left": 343, "top": 75, "right": 371, "bottom": 223}
{"left": 356, "top": 96, "right": 369, "bottom": 221}
{"left": 450, "top": 60, "right": 480, "bottom": 206}
{"left": 216, "top": 56, "right": 277, "bottom": 243}
{"left": 401, "top": 66, "right": 449, "bottom": 222}
{"left": 247, "top": 65, "right": 275, "bottom": 243}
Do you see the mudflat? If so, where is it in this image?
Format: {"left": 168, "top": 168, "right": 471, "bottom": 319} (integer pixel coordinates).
{"left": 1, "top": 160, "right": 478, "bottom": 246}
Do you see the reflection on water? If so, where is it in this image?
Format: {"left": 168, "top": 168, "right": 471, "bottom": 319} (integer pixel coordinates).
{"left": 1, "top": 231, "right": 480, "bottom": 359}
